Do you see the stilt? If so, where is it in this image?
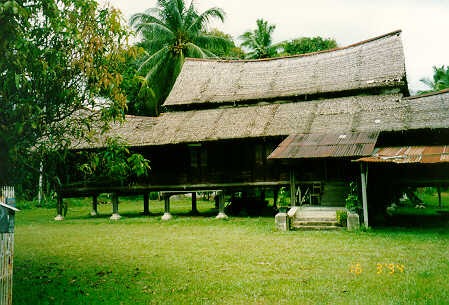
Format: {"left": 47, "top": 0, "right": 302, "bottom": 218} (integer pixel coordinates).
{"left": 191, "top": 192, "right": 199, "bottom": 215}
{"left": 110, "top": 193, "right": 121, "bottom": 220}
{"left": 360, "top": 163, "right": 369, "bottom": 227}
{"left": 290, "top": 168, "right": 296, "bottom": 206}
{"left": 216, "top": 191, "right": 228, "bottom": 219}
{"left": 54, "top": 193, "right": 64, "bottom": 221}
{"left": 143, "top": 193, "right": 150, "bottom": 215}
{"left": 90, "top": 194, "right": 98, "bottom": 216}
{"left": 161, "top": 194, "right": 173, "bottom": 220}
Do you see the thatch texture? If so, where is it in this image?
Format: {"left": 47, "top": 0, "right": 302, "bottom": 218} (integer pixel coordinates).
{"left": 74, "top": 90, "right": 449, "bottom": 149}
{"left": 164, "top": 31, "right": 407, "bottom": 108}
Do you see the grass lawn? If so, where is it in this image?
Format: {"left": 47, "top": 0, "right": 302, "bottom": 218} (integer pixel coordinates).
{"left": 12, "top": 196, "right": 449, "bottom": 305}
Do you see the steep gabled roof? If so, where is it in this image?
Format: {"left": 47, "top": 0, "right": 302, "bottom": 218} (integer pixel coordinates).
{"left": 164, "top": 31, "right": 407, "bottom": 109}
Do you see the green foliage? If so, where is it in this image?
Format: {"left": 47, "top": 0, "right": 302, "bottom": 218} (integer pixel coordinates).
{"left": 240, "top": 19, "right": 277, "bottom": 59}
{"left": 130, "top": 0, "right": 228, "bottom": 114}
{"left": 336, "top": 209, "right": 348, "bottom": 227}
{"left": 277, "top": 187, "right": 289, "bottom": 208}
{"left": 78, "top": 137, "right": 150, "bottom": 183}
{"left": 278, "top": 36, "right": 337, "bottom": 56}
{"left": 0, "top": 0, "right": 131, "bottom": 188}
{"left": 204, "top": 29, "right": 244, "bottom": 59}
{"left": 418, "top": 65, "right": 449, "bottom": 94}
{"left": 345, "top": 181, "right": 362, "bottom": 213}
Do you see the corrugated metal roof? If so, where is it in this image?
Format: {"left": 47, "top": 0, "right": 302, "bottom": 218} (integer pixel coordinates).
{"left": 356, "top": 146, "right": 449, "bottom": 163}
{"left": 268, "top": 132, "right": 379, "bottom": 159}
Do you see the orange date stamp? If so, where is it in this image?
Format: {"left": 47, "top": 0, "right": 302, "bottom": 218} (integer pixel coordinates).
{"left": 349, "top": 263, "right": 405, "bottom": 275}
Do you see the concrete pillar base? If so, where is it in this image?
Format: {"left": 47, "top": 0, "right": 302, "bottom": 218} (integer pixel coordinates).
{"left": 161, "top": 212, "right": 173, "bottom": 221}
{"left": 216, "top": 212, "right": 228, "bottom": 219}
{"left": 90, "top": 210, "right": 98, "bottom": 217}
{"left": 110, "top": 213, "right": 121, "bottom": 220}
{"left": 275, "top": 212, "right": 289, "bottom": 231}
{"left": 54, "top": 214, "right": 64, "bottom": 221}
{"left": 347, "top": 212, "right": 360, "bottom": 231}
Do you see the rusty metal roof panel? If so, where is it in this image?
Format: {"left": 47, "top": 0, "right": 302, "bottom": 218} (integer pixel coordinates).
{"left": 268, "top": 131, "right": 379, "bottom": 159}
{"left": 356, "top": 145, "right": 449, "bottom": 164}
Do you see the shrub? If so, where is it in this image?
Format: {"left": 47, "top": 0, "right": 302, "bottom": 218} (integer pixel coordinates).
{"left": 345, "top": 181, "right": 362, "bottom": 213}
{"left": 336, "top": 210, "right": 347, "bottom": 227}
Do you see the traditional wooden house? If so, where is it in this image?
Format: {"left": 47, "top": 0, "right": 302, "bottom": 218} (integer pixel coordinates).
{"left": 60, "top": 30, "right": 449, "bottom": 225}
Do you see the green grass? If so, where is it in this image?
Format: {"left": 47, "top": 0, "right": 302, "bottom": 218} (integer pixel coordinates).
{"left": 12, "top": 196, "right": 449, "bottom": 305}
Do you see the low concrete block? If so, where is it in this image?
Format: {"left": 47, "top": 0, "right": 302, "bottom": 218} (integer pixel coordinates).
{"left": 347, "top": 212, "right": 360, "bottom": 231}
{"left": 110, "top": 213, "right": 121, "bottom": 220}
{"left": 161, "top": 212, "right": 173, "bottom": 221}
{"left": 275, "top": 212, "right": 289, "bottom": 231}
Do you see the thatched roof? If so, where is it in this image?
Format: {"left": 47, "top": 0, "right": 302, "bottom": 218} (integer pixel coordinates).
{"left": 164, "top": 31, "right": 407, "bottom": 109}
{"left": 74, "top": 90, "right": 449, "bottom": 149}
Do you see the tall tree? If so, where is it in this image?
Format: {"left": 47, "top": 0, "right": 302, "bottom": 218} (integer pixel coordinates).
{"left": 239, "top": 19, "right": 277, "bottom": 59}
{"left": 130, "top": 0, "right": 229, "bottom": 115}
{"left": 419, "top": 65, "right": 449, "bottom": 94}
{"left": 278, "top": 36, "right": 337, "bottom": 56}
{"left": 0, "top": 0, "right": 136, "bottom": 192}
{"left": 204, "top": 29, "right": 245, "bottom": 59}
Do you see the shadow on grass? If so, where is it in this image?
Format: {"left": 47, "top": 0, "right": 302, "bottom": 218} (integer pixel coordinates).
{"left": 385, "top": 213, "right": 449, "bottom": 228}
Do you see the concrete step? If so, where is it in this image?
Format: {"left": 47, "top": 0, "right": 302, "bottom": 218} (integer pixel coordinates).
{"left": 295, "top": 217, "right": 337, "bottom": 222}
{"left": 294, "top": 220, "right": 338, "bottom": 226}
{"left": 294, "top": 225, "right": 341, "bottom": 230}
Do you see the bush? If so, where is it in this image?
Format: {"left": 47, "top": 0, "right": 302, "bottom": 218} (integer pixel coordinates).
{"left": 336, "top": 210, "right": 347, "bottom": 227}
{"left": 345, "top": 182, "right": 362, "bottom": 213}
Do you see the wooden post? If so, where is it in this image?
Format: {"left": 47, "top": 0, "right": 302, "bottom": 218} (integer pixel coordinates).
{"left": 90, "top": 194, "right": 98, "bottom": 216}
{"left": 54, "top": 193, "right": 64, "bottom": 221}
{"left": 161, "top": 194, "right": 173, "bottom": 220}
{"left": 360, "top": 163, "right": 369, "bottom": 227}
{"left": 290, "top": 168, "right": 296, "bottom": 206}
{"left": 110, "top": 193, "right": 121, "bottom": 220}
{"left": 191, "top": 192, "right": 199, "bottom": 215}
{"left": 143, "top": 193, "right": 150, "bottom": 215}
{"left": 216, "top": 191, "right": 228, "bottom": 219}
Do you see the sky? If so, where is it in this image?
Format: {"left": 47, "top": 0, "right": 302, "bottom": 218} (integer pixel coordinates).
{"left": 103, "top": 0, "right": 449, "bottom": 93}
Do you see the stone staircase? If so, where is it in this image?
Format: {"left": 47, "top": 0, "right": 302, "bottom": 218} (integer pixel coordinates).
{"left": 290, "top": 206, "right": 344, "bottom": 230}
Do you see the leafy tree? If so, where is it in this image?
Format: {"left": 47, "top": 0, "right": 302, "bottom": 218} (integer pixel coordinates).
{"left": 278, "top": 36, "right": 337, "bottom": 56}
{"left": 239, "top": 19, "right": 277, "bottom": 59}
{"left": 419, "top": 65, "right": 449, "bottom": 94}
{"left": 119, "top": 47, "right": 159, "bottom": 116}
{"left": 130, "top": 0, "right": 228, "bottom": 115}
{"left": 0, "top": 0, "right": 144, "bottom": 196}
{"left": 205, "top": 29, "right": 244, "bottom": 59}
{"left": 78, "top": 138, "right": 150, "bottom": 184}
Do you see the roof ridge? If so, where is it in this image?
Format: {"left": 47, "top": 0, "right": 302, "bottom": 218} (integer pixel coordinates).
{"left": 185, "top": 30, "right": 402, "bottom": 64}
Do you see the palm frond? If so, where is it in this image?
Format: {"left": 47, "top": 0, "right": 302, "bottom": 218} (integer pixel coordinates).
{"left": 194, "top": 32, "right": 231, "bottom": 51}
{"left": 137, "top": 46, "right": 171, "bottom": 79}
{"left": 188, "top": 7, "right": 225, "bottom": 34}
{"left": 185, "top": 42, "right": 210, "bottom": 58}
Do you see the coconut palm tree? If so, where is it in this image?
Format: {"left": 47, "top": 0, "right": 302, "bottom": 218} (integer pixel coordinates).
{"left": 419, "top": 65, "right": 449, "bottom": 94}
{"left": 239, "top": 19, "right": 277, "bottom": 59}
{"left": 130, "top": 0, "right": 229, "bottom": 114}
